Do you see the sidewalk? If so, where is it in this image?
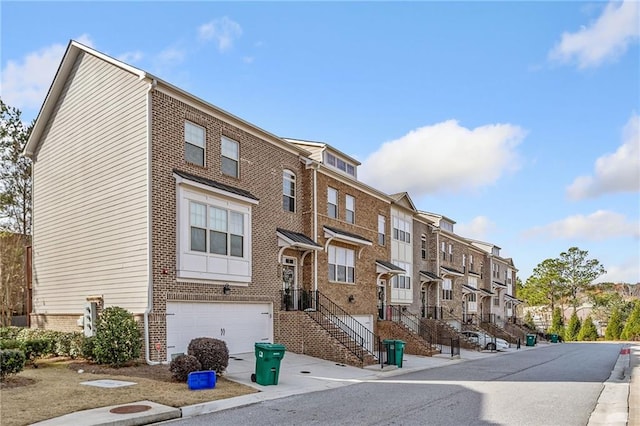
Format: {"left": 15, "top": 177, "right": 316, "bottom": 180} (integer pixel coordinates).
{"left": 33, "top": 342, "right": 635, "bottom": 426}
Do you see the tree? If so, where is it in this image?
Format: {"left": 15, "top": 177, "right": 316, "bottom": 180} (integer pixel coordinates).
{"left": 0, "top": 98, "right": 32, "bottom": 236}
{"left": 548, "top": 307, "right": 565, "bottom": 339}
{"left": 577, "top": 316, "right": 599, "bottom": 341}
{"left": 565, "top": 311, "right": 581, "bottom": 342}
{"left": 558, "top": 247, "right": 606, "bottom": 312}
{"left": 0, "top": 232, "right": 28, "bottom": 326}
{"left": 522, "top": 258, "right": 565, "bottom": 309}
{"left": 605, "top": 308, "right": 623, "bottom": 340}
{"left": 621, "top": 302, "right": 640, "bottom": 341}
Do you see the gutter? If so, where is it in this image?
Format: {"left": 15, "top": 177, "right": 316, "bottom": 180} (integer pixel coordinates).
{"left": 142, "top": 77, "right": 165, "bottom": 365}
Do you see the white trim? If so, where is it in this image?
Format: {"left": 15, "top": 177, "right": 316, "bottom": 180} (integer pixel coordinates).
{"left": 175, "top": 277, "right": 250, "bottom": 287}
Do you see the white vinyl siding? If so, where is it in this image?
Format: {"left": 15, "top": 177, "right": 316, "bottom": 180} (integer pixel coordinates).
{"left": 31, "top": 52, "right": 149, "bottom": 313}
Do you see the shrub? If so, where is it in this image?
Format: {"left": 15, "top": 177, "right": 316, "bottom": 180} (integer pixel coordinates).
{"left": 169, "top": 354, "right": 202, "bottom": 382}
{"left": 0, "top": 349, "right": 26, "bottom": 380}
{"left": 0, "top": 326, "right": 23, "bottom": 340}
{"left": 80, "top": 336, "right": 96, "bottom": 360}
{"left": 187, "top": 337, "right": 229, "bottom": 375}
{"left": 21, "top": 339, "right": 49, "bottom": 365}
{"left": 93, "top": 307, "right": 142, "bottom": 367}
{"left": 0, "top": 339, "right": 21, "bottom": 350}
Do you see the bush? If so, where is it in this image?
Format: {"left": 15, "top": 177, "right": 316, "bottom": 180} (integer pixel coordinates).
{"left": 0, "top": 326, "right": 23, "bottom": 340}
{"left": 169, "top": 354, "right": 202, "bottom": 382}
{"left": 80, "top": 336, "right": 96, "bottom": 360}
{"left": 187, "top": 337, "right": 229, "bottom": 375}
{"left": 0, "top": 349, "right": 26, "bottom": 380}
{"left": 0, "top": 339, "right": 21, "bottom": 350}
{"left": 93, "top": 307, "right": 142, "bottom": 367}
{"left": 21, "top": 339, "right": 49, "bottom": 365}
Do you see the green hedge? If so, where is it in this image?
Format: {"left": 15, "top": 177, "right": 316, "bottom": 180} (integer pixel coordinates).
{"left": 1, "top": 349, "right": 26, "bottom": 380}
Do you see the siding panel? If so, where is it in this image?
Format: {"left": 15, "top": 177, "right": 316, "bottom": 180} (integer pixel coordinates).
{"left": 32, "top": 52, "right": 149, "bottom": 314}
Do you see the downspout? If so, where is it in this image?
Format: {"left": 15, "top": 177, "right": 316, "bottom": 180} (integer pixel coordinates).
{"left": 312, "top": 164, "right": 318, "bottom": 292}
{"left": 435, "top": 228, "right": 441, "bottom": 309}
{"left": 143, "top": 78, "right": 164, "bottom": 365}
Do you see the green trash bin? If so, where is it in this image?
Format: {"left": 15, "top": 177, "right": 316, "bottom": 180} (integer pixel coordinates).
{"left": 550, "top": 334, "right": 559, "bottom": 343}
{"left": 383, "top": 339, "right": 396, "bottom": 366}
{"left": 394, "top": 340, "right": 406, "bottom": 368}
{"left": 526, "top": 334, "right": 536, "bottom": 347}
{"left": 252, "top": 343, "right": 286, "bottom": 386}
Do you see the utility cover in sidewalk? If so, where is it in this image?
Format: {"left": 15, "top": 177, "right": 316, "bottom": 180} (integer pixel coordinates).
{"left": 80, "top": 379, "right": 137, "bottom": 388}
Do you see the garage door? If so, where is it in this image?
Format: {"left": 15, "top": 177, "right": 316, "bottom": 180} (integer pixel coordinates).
{"left": 166, "top": 302, "right": 273, "bottom": 361}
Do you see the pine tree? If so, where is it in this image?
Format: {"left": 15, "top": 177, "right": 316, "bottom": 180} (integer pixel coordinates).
{"left": 621, "top": 302, "right": 640, "bottom": 341}
{"left": 565, "top": 311, "right": 581, "bottom": 342}
{"left": 548, "top": 307, "right": 565, "bottom": 339}
{"left": 577, "top": 316, "right": 598, "bottom": 341}
{"left": 605, "top": 308, "right": 623, "bottom": 340}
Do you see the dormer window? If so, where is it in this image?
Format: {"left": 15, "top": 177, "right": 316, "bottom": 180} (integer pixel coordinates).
{"left": 325, "top": 152, "right": 356, "bottom": 177}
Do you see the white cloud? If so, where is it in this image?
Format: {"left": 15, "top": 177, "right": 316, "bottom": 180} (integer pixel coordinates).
{"left": 597, "top": 256, "right": 640, "bottom": 284}
{"left": 0, "top": 34, "right": 93, "bottom": 110}
{"left": 117, "top": 51, "right": 144, "bottom": 64}
{"left": 567, "top": 113, "right": 640, "bottom": 200}
{"left": 156, "top": 46, "right": 186, "bottom": 66}
{"left": 359, "top": 120, "right": 525, "bottom": 196}
{"left": 548, "top": 0, "right": 640, "bottom": 68}
{"left": 456, "top": 216, "right": 495, "bottom": 240}
{"left": 524, "top": 210, "right": 640, "bottom": 241}
{"left": 198, "top": 17, "right": 243, "bottom": 52}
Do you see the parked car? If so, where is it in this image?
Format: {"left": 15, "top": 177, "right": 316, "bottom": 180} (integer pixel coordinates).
{"left": 461, "top": 331, "right": 510, "bottom": 351}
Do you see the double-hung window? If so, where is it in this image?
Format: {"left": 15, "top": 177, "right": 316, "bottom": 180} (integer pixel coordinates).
{"left": 221, "top": 136, "right": 239, "bottom": 178}
{"left": 392, "top": 217, "right": 411, "bottom": 243}
{"left": 442, "top": 278, "right": 453, "bottom": 300}
{"left": 328, "top": 246, "right": 355, "bottom": 283}
{"left": 327, "top": 187, "right": 338, "bottom": 218}
{"left": 189, "top": 202, "right": 245, "bottom": 258}
{"left": 283, "top": 170, "right": 295, "bottom": 212}
{"left": 345, "top": 195, "right": 355, "bottom": 224}
{"left": 392, "top": 261, "right": 411, "bottom": 289}
{"left": 378, "top": 215, "right": 385, "bottom": 246}
{"left": 448, "top": 244, "right": 453, "bottom": 262}
{"left": 441, "top": 242, "right": 446, "bottom": 260}
{"left": 185, "top": 122, "right": 205, "bottom": 166}
{"left": 421, "top": 235, "right": 427, "bottom": 260}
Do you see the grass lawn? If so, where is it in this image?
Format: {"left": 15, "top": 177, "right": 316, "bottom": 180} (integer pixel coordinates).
{"left": 0, "top": 357, "right": 257, "bottom": 426}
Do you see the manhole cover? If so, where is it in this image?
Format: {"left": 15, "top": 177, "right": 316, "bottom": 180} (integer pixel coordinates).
{"left": 110, "top": 405, "right": 152, "bottom": 414}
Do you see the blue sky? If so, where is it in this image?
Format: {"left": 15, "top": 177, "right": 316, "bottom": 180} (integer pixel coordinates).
{"left": 2, "top": 1, "right": 639, "bottom": 284}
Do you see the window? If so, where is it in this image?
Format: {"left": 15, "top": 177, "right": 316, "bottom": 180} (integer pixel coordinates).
{"left": 327, "top": 187, "right": 338, "bottom": 218}
{"left": 448, "top": 244, "right": 453, "bottom": 262}
{"left": 468, "top": 276, "right": 478, "bottom": 288}
{"left": 469, "top": 255, "right": 474, "bottom": 272}
{"left": 392, "top": 216, "right": 411, "bottom": 243}
{"left": 421, "top": 235, "right": 427, "bottom": 260}
{"left": 442, "top": 278, "right": 453, "bottom": 300}
{"left": 378, "top": 215, "right": 385, "bottom": 246}
{"left": 283, "top": 170, "right": 295, "bottom": 212}
{"left": 493, "top": 263, "right": 499, "bottom": 278}
{"left": 493, "top": 297, "right": 500, "bottom": 307}
{"left": 325, "top": 152, "right": 356, "bottom": 177}
{"left": 392, "top": 261, "right": 411, "bottom": 289}
{"left": 462, "top": 254, "right": 466, "bottom": 272}
{"left": 441, "top": 242, "right": 446, "bottom": 260}
{"left": 188, "top": 202, "right": 245, "bottom": 258}
{"left": 328, "top": 246, "right": 355, "bottom": 283}
{"left": 185, "top": 122, "right": 205, "bottom": 166}
{"left": 221, "top": 136, "right": 239, "bottom": 178}
{"left": 345, "top": 195, "right": 355, "bottom": 224}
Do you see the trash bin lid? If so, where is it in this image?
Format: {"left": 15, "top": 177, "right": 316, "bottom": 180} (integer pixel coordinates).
{"left": 383, "top": 339, "right": 395, "bottom": 343}
{"left": 255, "top": 342, "right": 286, "bottom": 351}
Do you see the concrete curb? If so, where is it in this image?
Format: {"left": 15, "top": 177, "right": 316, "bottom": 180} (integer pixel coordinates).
{"left": 587, "top": 347, "right": 631, "bottom": 426}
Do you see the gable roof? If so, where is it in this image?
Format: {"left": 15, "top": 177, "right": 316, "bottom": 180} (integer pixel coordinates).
{"left": 389, "top": 192, "right": 417, "bottom": 212}
{"left": 25, "top": 40, "right": 310, "bottom": 160}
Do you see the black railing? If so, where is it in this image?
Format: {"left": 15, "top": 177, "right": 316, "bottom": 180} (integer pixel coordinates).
{"left": 424, "top": 305, "right": 443, "bottom": 320}
{"left": 481, "top": 313, "right": 496, "bottom": 324}
{"left": 389, "top": 305, "right": 440, "bottom": 351}
{"left": 451, "top": 338, "right": 460, "bottom": 357}
{"left": 280, "top": 289, "right": 384, "bottom": 368}
{"left": 462, "top": 313, "right": 477, "bottom": 325}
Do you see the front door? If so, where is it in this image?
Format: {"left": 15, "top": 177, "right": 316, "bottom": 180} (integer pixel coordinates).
{"left": 421, "top": 286, "right": 426, "bottom": 318}
{"left": 378, "top": 280, "right": 386, "bottom": 319}
{"left": 282, "top": 256, "right": 297, "bottom": 310}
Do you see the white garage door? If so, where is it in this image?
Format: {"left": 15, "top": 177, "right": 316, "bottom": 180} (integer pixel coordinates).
{"left": 166, "top": 302, "right": 273, "bottom": 361}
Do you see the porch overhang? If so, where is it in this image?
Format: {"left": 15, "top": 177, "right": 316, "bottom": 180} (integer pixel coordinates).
{"left": 440, "top": 266, "right": 465, "bottom": 277}
{"left": 478, "top": 288, "right": 495, "bottom": 298}
{"left": 323, "top": 225, "right": 372, "bottom": 258}
{"left": 492, "top": 280, "right": 507, "bottom": 289}
{"left": 462, "top": 284, "right": 478, "bottom": 294}
{"left": 376, "top": 260, "right": 405, "bottom": 276}
{"left": 504, "top": 294, "right": 524, "bottom": 304}
{"left": 277, "top": 228, "right": 322, "bottom": 263}
{"left": 420, "top": 270, "right": 442, "bottom": 283}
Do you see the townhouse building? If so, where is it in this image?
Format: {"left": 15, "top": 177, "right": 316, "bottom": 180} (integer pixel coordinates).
{"left": 25, "top": 40, "right": 521, "bottom": 367}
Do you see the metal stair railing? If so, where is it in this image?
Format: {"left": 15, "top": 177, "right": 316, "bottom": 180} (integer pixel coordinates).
{"left": 389, "top": 306, "right": 440, "bottom": 351}
{"left": 281, "top": 289, "right": 384, "bottom": 368}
